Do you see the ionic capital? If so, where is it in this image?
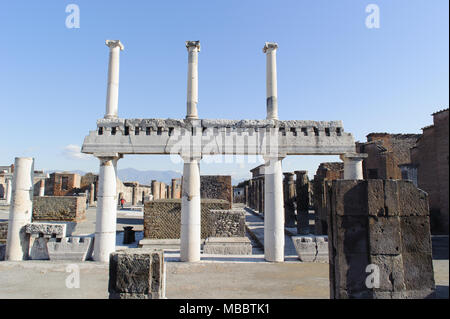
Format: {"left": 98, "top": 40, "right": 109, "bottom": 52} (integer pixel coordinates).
{"left": 106, "top": 40, "right": 124, "bottom": 51}
{"left": 263, "top": 42, "right": 278, "bottom": 53}
{"left": 186, "top": 40, "right": 201, "bottom": 52}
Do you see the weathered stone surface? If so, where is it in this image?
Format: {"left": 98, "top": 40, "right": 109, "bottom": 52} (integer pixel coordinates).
{"left": 368, "top": 216, "right": 402, "bottom": 255}
{"left": 203, "top": 237, "right": 252, "bottom": 255}
{"left": 32, "top": 196, "right": 86, "bottom": 222}
{"left": 328, "top": 180, "right": 435, "bottom": 299}
{"left": 143, "top": 199, "right": 230, "bottom": 239}
{"left": 47, "top": 237, "right": 93, "bottom": 261}
{"left": 208, "top": 210, "right": 245, "bottom": 237}
{"left": 292, "top": 235, "right": 329, "bottom": 263}
{"left": 25, "top": 223, "right": 66, "bottom": 238}
{"left": 109, "top": 249, "right": 165, "bottom": 299}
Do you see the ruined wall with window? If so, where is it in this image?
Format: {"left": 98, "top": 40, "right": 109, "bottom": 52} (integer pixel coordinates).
{"left": 45, "top": 172, "right": 81, "bottom": 196}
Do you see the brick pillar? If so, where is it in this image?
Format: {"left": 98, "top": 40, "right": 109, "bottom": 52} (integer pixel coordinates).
{"left": 295, "top": 170, "right": 310, "bottom": 234}
{"left": 327, "top": 180, "right": 435, "bottom": 299}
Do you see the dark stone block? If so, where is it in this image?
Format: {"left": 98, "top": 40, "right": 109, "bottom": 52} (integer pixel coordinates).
{"left": 109, "top": 249, "right": 164, "bottom": 299}
{"left": 400, "top": 217, "right": 432, "bottom": 253}
{"left": 397, "top": 181, "right": 429, "bottom": 217}
{"left": 335, "top": 216, "right": 369, "bottom": 254}
{"left": 367, "top": 180, "right": 385, "bottom": 217}
{"left": 333, "top": 180, "right": 368, "bottom": 216}
{"left": 384, "top": 180, "right": 400, "bottom": 216}
{"left": 368, "top": 216, "right": 402, "bottom": 255}
{"left": 402, "top": 252, "right": 435, "bottom": 291}
{"left": 335, "top": 253, "right": 370, "bottom": 294}
{"left": 369, "top": 254, "right": 406, "bottom": 291}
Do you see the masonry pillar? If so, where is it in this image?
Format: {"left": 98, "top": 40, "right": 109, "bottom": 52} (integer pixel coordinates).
{"left": 263, "top": 42, "right": 279, "bottom": 120}
{"left": 104, "top": 40, "right": 124, "bottom": 119}
{"left": 131, "top": 183, "right": 138, "bottom": 206}
{"left": 151, "top": 180, "right": 160, "bottom": 200}
{"left": 89, "top": 183, "right": 95, "bottom": 206}
{"left": 5, "top": 177, "right": 12, "bottom": 205}
{"left": 244, "top": 185, "right": 249, "bottom": 206}
{"left": 263, "top": 156, "right": 285, "bottom": 262}
{"left": 185, "top": 41, "right": 200, "bottom": 120}
{"left": 260, "top": 177, "right": 265, "bottom": 215}
{"left": 283, "top": 172, "right": 296, "bottom": 227}
{"left": 295, "top": 170, "right": 310, "bottom": 234}
{"left": 340, "top": 153, "right": 367, "bottom": 180}
{"left": 180, "top": 156, "right": 201, "bottom": 262}
{"left": 6, "top": 157, "right": 34, "bottom": 261}
{"left": 93, "top": 156, "right": 118, "bottom": 262}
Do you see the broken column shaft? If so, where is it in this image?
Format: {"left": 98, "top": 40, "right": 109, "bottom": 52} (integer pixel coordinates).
{"left": 263, "top": 42, "right": 279, "bottom": 120}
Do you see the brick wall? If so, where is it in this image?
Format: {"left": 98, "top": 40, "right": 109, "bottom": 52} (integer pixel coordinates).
{"left": 32, "top": 196, "right": 86, "bottom": 222}
{"left": 143, "top": 199, "right": 230, "bottom": 239}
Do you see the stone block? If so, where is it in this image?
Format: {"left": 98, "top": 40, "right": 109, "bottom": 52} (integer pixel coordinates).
{"left": 109, "top": 249, "right": 165, "bottom": 299}
{"left": 334, "top": 216, "right": 368, "bottom": 255}
{"left": 402, "top": 252, "right": 435, "bottom": 291}
{"left": 369, "top": 254, "right": 406, "bottom": 291}
{"left": 292, "top": 235, "right": 329, "bottom": 263}
{"left": 332, "top": 180, "right": 367, "bottom": 216}
{"left": 368, "top": 216, "right": 402, "bottom": 255}
{"left": 25, "top": 223, "right": 66, "bottom": 238}
{"left": 203, "top": 237, "right": 252, "bottom": 255}
{"left": 400, "top": 217, "right": 432, "bottom": 253}
{"left": 292, "top": 235, "right": 316, "bottom": 262}
{"left": 367, "top": 179, "right": 385, "bottom": 217}
{"left": 334, "top": 252, "right": 371, "bottom": 295}
{"left": 47, "top": 237, "right": 93, "bottom": 261}
{"left": 0, "top": 221, "right": 7, "bottom": 244}
{"left": 397, "top": 181, "right": 429, "bottom": 217}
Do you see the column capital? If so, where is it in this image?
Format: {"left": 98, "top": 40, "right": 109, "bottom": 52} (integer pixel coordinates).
{"left": 185, "top": 40, "right": 201, "bottom": 52}
{"left": 340, "top": 153, "right": 368, "bottom": 161}
{"left": 106, "top": 40, "right": 124, "bottom": 51}
{"left": 263, "top": 42, "right": 278, "bottom": 53}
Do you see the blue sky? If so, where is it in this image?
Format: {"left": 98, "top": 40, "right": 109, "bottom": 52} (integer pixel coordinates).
{"left": 0, "top": 0, "right": 448, "bottom": 182}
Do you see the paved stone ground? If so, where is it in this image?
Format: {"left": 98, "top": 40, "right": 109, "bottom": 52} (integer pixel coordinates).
{"left": 0, "top": 204, "right": 448, "bottom": 299}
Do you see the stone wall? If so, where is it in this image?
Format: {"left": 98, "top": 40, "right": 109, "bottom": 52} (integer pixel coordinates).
{"left": 200, "top": 175, "right": 232, "bottom": 208}
{"left": 46, "top": 172, "right": 81, "bottom": 196}
{"left": 327, "top": 180, "right": 435, "bottom": 299}
{"left": 143, "top": 199, "right": 230, "bottom": 239}
{"left": 0, "top": 221, "right": 7, "bottom": 244}
{"left": 208, "top": 210, "right": 246, "bottom": 237}
{"left": 32, "top": 196, "right": 86, "bottom": 222}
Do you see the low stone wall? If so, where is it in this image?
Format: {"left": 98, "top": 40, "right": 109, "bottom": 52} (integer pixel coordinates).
{"left": 328, "top": 180, "right": 435, "bottom": 299}
{"left": 32, "top": 196, "right": 86, "bottom": 222}
{"left": 144, "top": 199, "right": 229, "bottom": 239}
{"left": 208, "top": 210, "right": 245, "bottom": 237}
{"left": 0, "top": 222, "right": 7, "bottom": 244}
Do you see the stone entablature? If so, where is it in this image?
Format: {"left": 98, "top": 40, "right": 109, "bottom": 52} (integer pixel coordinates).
{"left": 82, "top": 118, "right": 356, "bottom": 157}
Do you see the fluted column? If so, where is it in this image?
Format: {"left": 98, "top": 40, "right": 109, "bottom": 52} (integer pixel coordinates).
{"left": 93, "top": 156, "right": 119, "bottom": 262}
{"left": 6, "top": 157, "right": 34, "bottom": 261}
{"left": 185, "top": 41, "right": 200, "bottom": 120}
{"left": 104, "top": 40, "right": 124, "bottom": 119}
{"left": 263, "top": 42, "right": 279, "bottom": 120}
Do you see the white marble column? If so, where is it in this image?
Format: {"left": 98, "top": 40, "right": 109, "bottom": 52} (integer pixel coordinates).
{"left": 340, "top": 153, "right": 367, "bottom": 180}
{"left": 263, "top": 156, "right": 285, "bottom": 262}
{"left": 104, "top": 40, "right": 124, "bottom": 119}
{"left": 38, "top": 179, "right": 45, "bottom": 197}
{"left": 185, "top": 41, "right": 200, "bottom": 120}
{"left": 5, "top": 177, "right": 12, "bottom": 205}
{"left": 180, "top": 156, "right": 201, "bottom": 262}
{"left": 6, "top": 157, "right": 34, "bottom": 261}
{"left": 263, "top": 42, "right": 279, "bottom": 120}
{"left": 93, "top": 156, "right": 118, "bottom": 262}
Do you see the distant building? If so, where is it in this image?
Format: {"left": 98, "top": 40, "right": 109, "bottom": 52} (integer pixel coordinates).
{"left": 46, "top": 172, "right": 81, "bottom": 196}
{"left": 356, "top": 133, "right": 421, "bottom": 180}
{"left": 409, "top": 109, "right": 449, "bottom": 234}
{"left": 314, "top": 162, "right": 344, "bottom": 180}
